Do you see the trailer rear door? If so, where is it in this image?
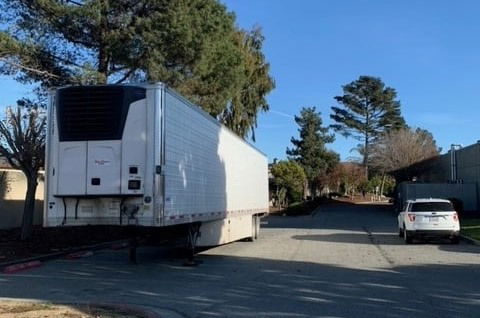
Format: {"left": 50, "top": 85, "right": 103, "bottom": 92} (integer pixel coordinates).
{"left": 86, "top": 141, "right": 122, "bottom": 195}
{"left": 57, "top": 142, "right": 87, "bottom": 195}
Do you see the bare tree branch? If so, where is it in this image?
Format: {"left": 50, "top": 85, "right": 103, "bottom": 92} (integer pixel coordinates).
{"left": 0, "top": 104, "right": 46, "bottom": 240}
{"left": 0, "top": 58, "right": 60, "bottom": 79}
{"left": 370, "top": 127, "right": 440, "bottom": 173}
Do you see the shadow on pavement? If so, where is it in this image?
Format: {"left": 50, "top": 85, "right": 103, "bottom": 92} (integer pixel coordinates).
{"left": 264, "top": 202, "right": 397, "bottom": 232}
{"left": 292, "top": 233, "right": 406, "bottom": 246}
{"left": 292, "top": 232, "right": 480, "bottom": 252}
{"left": 0, "top": 250, "right": 479, "bottom": 318}
{"left": 268, "top": 203, "right": 479, "bottom": 255}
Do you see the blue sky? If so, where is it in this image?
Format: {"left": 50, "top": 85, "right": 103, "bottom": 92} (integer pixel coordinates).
{"left": 220, "top": 0, "right": 480, "bottom": 161}
{"left": 2, "top": 1, "right": 480, "bottom": 162}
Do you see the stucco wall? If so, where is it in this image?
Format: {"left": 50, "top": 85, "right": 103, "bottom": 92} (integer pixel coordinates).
{"left": 0, "top": 169, "right": 44, "bottom": 229}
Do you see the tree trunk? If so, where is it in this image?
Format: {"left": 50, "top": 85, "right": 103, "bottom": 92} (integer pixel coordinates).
{"left": 97, "top": 0, "right": 109, "bottom": 83}
{"left": 98, "top": 47, "right": 108, "bottom": 83}
{"left": 364, "top": 135, "right": 369, "bottom": 180}
{"left": 20, "top": 174, "right": 38, "bottom": 241}
{"left": 364, "top": 99, "right": 370, "bottom": 180}
{"left": 380, "top": 172, "right": 387, "bottom": 198}
{"left": 310, "top": 181, "right": 316, "bottom": 199}
{"left": 304, "top": 180, "right": 309, "bottom": 200}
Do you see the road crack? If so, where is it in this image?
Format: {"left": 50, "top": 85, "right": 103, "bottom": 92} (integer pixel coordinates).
{"left": 362, "top": 226, "right": 395, "bottom": 266}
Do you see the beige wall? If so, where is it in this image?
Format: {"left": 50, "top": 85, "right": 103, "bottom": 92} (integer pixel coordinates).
{"left": 0, "top": 169, "right": 44, "bottom": 229}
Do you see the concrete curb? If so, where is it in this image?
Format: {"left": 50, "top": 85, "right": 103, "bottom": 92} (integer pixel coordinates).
{"left": 95, "top": 303, "right": 163, "bottom": 318}
{"left": 0, "top": 300, "right": 185, "bottom": 318}
{"left": 62, "top": 302, "right": 187, "bottom": 318}
{"left": 460, "top": 234, "right": 480, "bottom": 246}
{"left": 81, "top": 303, "right": 188, "bottom": 318}
{"left": 0, "top": 239, "right": 130, "bottom": 273}
{"left": 109, "top": 304, "right": 188, "bottom": 318}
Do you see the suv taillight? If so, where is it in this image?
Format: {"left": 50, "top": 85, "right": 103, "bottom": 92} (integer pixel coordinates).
{"left": 453, "top": 212, "right": 459, "bottom": 222}
{"left": 408, "top": 214, "right": 416, "bottom": 222}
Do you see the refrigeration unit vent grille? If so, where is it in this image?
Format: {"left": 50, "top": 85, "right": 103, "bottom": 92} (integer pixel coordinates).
{"left": 57, "top": 86, "right": 146, "bottom": 141}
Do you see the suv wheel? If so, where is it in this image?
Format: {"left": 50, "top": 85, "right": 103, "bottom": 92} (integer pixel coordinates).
{"left": 451, "top": 236, "right": 460, "bottom": 244}
{"left": 404, "top": 225, "right": 413, "bottom": 244}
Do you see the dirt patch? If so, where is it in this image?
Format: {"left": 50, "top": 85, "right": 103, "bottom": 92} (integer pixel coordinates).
{"left": 0, "top": 301, "right": 145, "bottom": 318}
{"left": 0, "top": 226, "right": 133, "bottom": 263}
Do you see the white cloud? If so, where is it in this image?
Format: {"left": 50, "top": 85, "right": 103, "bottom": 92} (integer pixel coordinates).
{"left": 269, "top": 110, "right": 294, "bottom": 119}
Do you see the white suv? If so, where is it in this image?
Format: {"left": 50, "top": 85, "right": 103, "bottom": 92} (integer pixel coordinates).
{"left": 398, "top": 198, "right": 460, "bottom": 244}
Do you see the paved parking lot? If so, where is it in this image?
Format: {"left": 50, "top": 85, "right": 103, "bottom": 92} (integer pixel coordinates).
{"left": 1, "top": 203, "right": 479, "bottom": 318}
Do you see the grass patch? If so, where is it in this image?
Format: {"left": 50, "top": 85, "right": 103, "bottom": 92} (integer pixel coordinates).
{"left": 461, "top": 218, "right": 480, "bottom": 241}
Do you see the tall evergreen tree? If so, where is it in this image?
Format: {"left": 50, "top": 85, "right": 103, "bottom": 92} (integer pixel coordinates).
{"left": 0, "top": 0, "right": 274, "bottom": 138}
{"left": 287, "top": 107, "right": 339, "bottom": 197}
{"left": 330, "top": 76, "right": 405, "bottom": 177}
{"left": 221, "top": 28, "right": 275, "bottom": 140}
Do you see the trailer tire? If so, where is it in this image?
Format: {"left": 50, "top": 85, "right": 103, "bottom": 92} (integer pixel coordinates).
{"left": 404, "top": 225, "right": 413, "bottom": 244}
{"left": 450, "top": 236, "right": 460, "bottom": 244}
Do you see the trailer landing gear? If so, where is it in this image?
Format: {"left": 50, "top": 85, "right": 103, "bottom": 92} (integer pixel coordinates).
{"left": 246, "top": 215, "right": 260, "bottom": 242}
{"left": 128, "top": 226, "right": 140, "bottom": 264}
{"left": 129, "top": 237, "right": 138, "bottom": 264}
{"left": 183, "top": 222, "right": 201, "bottom": 266}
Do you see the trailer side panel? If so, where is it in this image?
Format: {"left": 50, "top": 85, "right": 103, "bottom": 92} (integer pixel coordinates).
{"left": 162, "top": 89, "right": 268, "bottom": 226}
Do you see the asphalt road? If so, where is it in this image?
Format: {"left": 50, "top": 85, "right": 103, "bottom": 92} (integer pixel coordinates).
{"left": 1, "top": 203, "right": 479, "bottom": 318}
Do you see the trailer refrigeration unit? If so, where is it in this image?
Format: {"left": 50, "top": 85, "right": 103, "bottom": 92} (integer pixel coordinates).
{"left": 44, "top": 83, "right": 268, "bottom": 253}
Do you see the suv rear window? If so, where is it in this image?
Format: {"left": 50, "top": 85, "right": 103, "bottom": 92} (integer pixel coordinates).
{"left": 411, "top": 202, "right": 454, "bottom": 212}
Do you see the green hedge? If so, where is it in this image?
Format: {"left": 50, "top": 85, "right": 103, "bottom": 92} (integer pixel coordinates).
{"left": 284, "top": 197, "right": 326, "bottom": 216}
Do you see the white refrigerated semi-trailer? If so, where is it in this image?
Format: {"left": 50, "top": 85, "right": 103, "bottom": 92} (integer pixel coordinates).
{"left": 44, "top": 83, "right": 268, "bottom": 246}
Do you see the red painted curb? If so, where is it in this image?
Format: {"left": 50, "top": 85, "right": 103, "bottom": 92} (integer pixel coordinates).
{"left": 65, "top": 251, "right": 94, "bottom": 259}
{"left": 3, "top": 260, "right": 42, "bottom": 274}
{"left": 111, "top": 242, "right": 129, "bottom": 250}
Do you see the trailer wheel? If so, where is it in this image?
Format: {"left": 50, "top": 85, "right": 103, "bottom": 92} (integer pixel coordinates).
{"left": 403, "top": 225, "right": 413, "bottom": 244}
{"left": 450, "top": 236, "right": 460, "bottom": 244}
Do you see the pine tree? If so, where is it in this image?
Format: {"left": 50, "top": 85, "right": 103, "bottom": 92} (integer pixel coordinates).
{"left": 0, "top": 0, "right": 274, "bottom": 138}
{"left": 287, "top": 107, "right": 339, "bottom": 197}
{"left": 330, "top": 76, "right": 405, "bottom": 177}
{"left": 221, "top": 28, "right": 275, "bottom": 140}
